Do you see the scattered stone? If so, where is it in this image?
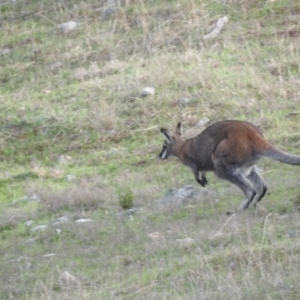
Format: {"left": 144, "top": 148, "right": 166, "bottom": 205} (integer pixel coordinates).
{"left": 101, "top": 6, "right": 118, "bottom": 17}
{"left": 59, "top": 271, "right": 80, "bottom": 290}
{"left": 30, "top": 225, "right": 48, "bottom": 233}
{"left": 52, "top": 215, "right": 69, "bottom": 226}
{"left": 0, "top": 48, "right": 12, "bottom": 55}
{"left": 148, "top": 232, "right": 164, "bottom": 241}
{"left": 75, "top": 218, "right": 94, "bottom": 223}
{"left": 101, "top": 0, "right": 119, "bottom": 17}
{"left": 124, "top": 207, "right": 142, "bottom": 216}
{"left": 24, "top": 220, "right": 34, "bottom": 227}
{"left": 28, "top": 193, "right": 40, "bottom": 202}
{"left": 161, "top": 185, "right": 214, "bottom": 207}
{"left": 277, "top": 214, "right": 289, "bottom": 220}
{"left": 203, "top": 16, "right": 228, "bottom": 40}
{"left": 56, "top": 229, "right": 62, "bottom": 235}
{"left": 177, "top": 97, "right": 191, "bottom": 106}
{"left": 105, "top": 148, "right": 120, "bottom": 158}
{"left": 49, "top": 61, "right": 63, "bottom": 71}
{"left": 74, "top": 62, "right": 101, "bottom": 81}
{"left": 58, "top": 21, "right": 77, "bottom": 33}
{"left": 287, "top": 230, "right": 298, "bottom": 238}
{"left": 176, "top": 237, "right": 196, "bottom": 247}
{"left": 43, "top": 253, "right": 56, "bottom": 257}
{"left": 196, "top": 117, "right": 210, "bottom": 127}
{"left": 58, "top": 155, "right": 72, "bottom": 165}
{"left": 141, "top": 87, "right": 155, "bottom": 97}
{"left": 74, "top": 67, "right": 88, "bottom": 81}
{"left": 109, "top": 129, "right": 117, "bottom": 136}
{"left": 66, "top": 174, "right": 76, "bottom": 182}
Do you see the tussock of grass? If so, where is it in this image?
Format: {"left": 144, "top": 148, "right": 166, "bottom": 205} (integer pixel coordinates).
{"left": 37, "top": 177, "right": 117, "bottom": 213}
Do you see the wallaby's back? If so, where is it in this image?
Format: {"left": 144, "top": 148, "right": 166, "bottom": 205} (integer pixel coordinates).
{"left": 183, "top": 120, "right": 272, "bottom": 170}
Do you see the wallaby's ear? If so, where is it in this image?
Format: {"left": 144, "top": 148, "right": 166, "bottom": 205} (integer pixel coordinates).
{"left": 176, "top": 122, "right": 182, "bottom": 136}
{"left": 160, "top": 128, "right": 173, "bottom": 144}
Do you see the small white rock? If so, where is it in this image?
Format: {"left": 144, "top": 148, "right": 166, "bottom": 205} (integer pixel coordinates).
{"left": 141, "top": 87, "right": 155, "bottom": 97}
{"left": 148, "top": 232, "right": 164, "bottom": 241}
{"left": 49, "top": 61, "right": 63, "bottom": 71}
{"left": 66, "top": 174, "right": 76, "bottom": 182}
{"left": 75, "top": 218, "right": 94, "bottom": 223}
{"left": 58, "top": 155, "right": 72, "bottom": 165}
{"left": 0, "top": 48, "right": 12, "bottom": 55}
{"left": 24, "top": 220, "right": 34, "bottom": 227}
{"left": 30, "top": 225, "right": 48, "bottom": 233}
{"left": 177, "top": 97, "right": 191, "bottom": 106}
{"left": 43, "top": 253, "right": 57, "bottom": 257}
{"left": 52, "top": 215, "right": 69, "bottom": 225}
{"left": 203, "top": 16, "right": 229, "bottom": 40}
{"left": 28, "top": 193, "right": 40, "bottom": 202}
{"left": 176, "top": 237, "right": 196, "bottom": 247}
{"left": 60, "top": 271, "right": 79, "bottom": 288}
{"left": 58, "top": 21, "right": 77, "bottom": 33}
{"left": 196, "top": 117, "right": 210, "bottom": 127}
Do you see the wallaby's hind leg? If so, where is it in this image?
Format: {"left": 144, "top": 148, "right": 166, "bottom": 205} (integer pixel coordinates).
{"left": 246, "top": 167, "right": 267, "bottom": 206}
{"left": 214, "top": 163, "right": 257, "bottom": 211}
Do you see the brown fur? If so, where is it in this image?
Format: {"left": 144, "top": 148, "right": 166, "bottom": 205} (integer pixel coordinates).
{"left": 160, "top": 120, "right": 300, "bottom": 211}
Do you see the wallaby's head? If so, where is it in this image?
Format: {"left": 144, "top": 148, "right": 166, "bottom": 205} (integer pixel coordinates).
{"left": 159, "top": 122, "right": 184, "bottom": 160}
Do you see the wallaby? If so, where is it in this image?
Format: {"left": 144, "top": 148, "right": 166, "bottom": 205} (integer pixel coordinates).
{"left": 159, "top": 120, "right": 300, "bottom": 211}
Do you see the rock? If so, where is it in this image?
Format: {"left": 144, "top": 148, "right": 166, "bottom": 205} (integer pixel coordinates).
{"left": 196, "top": 117, "right": 210, "bottom": 127}
{"left": 109, "top": 129, "right": 117, "bottom": 136}
{"left": 203, "top": 16, "right": 228, "bottom": 40}
{"left": 66, "top": 174, "right": 76, "bottom": 182}
{"left": 24, "top": 220, "right": 34, "bottom": 226}
{"left": 0, "top": 48, "right": 12, "bottom": 55}
{"left": 161, "top": 185, "right": 214, "bottom": 207}
{"left": 148, "top": 232, "right": 164, "bottom": 241}
{"left": 49, "top": 61, "right": 63, "bottom": 71}
{"left": 30, "top": 225, "right": 48, "bottom": 233}
{"left": 52, "top": 215, "right": 69, "bottom": 225}
{"left": 58, "top": 21, "right": 77, "bottom": 33}
{"left": 28, "top": 193, "right": 40, "bottom": 202}
{"left": 287, "top": 230, "right": 298, "bottom": 238}
{"left": 43, "top": 253, "right": 56, "bottom": 257}
{"left": 177, "top": 97, "right": 191, "bottom": 106}
{"left": 57, "top": 155, "right": 72, "bottom": 165}
{"left": 101, "top": 7, "right": 118, "bottom": 17}
{"left": 59, "top": 271, "right": 80, "bottom": 290}
{"left": 75, "top": 218, "right": 93, "bottom": 223}
{"left": 141, "top": 87, "right": 155, "bottom": 97}
{"left": 176, "top": 237, "right": 196, "bottom": 247}
{"left": 101, "top": 0, "right": 119, "bottom": 17}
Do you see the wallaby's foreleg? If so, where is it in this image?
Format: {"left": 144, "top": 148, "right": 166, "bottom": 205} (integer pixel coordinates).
{"left": 200, "top": 172, "right": 208, "bottom": 186}
{"left": 190, "top": 164, "right": 208, "bottom": 187}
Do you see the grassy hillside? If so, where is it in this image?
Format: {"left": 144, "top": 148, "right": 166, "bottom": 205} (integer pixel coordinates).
{"left": 1, "top": 0, "right": 300, "bottom": 299}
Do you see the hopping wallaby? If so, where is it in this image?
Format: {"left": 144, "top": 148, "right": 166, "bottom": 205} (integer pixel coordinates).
{"left": 159, "top": 120, "right": 300, "bottom": 211}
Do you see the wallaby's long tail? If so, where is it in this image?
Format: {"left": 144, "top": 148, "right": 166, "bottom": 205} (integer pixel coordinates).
{"left": 266, "top": 148, "right": 300, "bottom": 165}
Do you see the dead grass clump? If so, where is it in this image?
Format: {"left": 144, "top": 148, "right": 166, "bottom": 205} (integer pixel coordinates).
{"left": 0, "top": 208, "right": 33, "bottom": 233}
{"left": 88, "top": 99, "right": 119, "bottom": 131}
{"left": 37, "top": 178, "right": 116, "bottom": 213}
